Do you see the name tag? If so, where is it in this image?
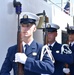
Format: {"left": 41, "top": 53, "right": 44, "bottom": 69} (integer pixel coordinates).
{"left": 56, "top": 50, "right": 59, "bottom": 53}
{"left": 32, "top": 52, "right": 37, "bottom": 56}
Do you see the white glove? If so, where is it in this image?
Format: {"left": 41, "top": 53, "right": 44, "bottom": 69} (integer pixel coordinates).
{"left": 15, "top": 53, "right": 27, "bottom": 64}
{"left": 63, "top": 68, "right": 70, "bottom": 74}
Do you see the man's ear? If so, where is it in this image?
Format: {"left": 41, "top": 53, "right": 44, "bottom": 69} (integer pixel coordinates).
{"left": 55, "top": 32, "right": 57, "bottom": 37}
{"left": 33, "top": 26, "right": 37, "bottom": 32}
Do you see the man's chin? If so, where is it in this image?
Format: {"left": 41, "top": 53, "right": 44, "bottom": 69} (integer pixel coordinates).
{"left": 22, "top": 36, "right": 28, "bottom": 39}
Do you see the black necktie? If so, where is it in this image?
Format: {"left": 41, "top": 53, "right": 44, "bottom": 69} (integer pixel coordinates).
{"left": 69, "top": 43, "right": 71, "bottom": 48}
{"left": 49, "top": 45, "right": 52, "bottom": 50}
{"left": 24, "top": 44, "right": 29, "bottom": 54}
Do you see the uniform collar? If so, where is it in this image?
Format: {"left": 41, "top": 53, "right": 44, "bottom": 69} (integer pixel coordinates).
{"left": 69, "top": 41, "right": 74, "bottom": 46}
{"left": 22, "top": 39, "right": 34, "bottom": 47}
{"left": 48, "top": 41, "right": 56, "bottom": 47}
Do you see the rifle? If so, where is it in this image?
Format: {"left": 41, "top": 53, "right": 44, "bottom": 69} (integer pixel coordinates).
{"left": 13, "top": 0, "right": 24, "bottom": 75}
{"left": 37, "top": 11, "right": 55, "bottom": 63}
{"left": 63, "top": 23, "right": 70, "bottom": 75}
{"left": 62, "top": 23, "right": 70, "bottom": 75}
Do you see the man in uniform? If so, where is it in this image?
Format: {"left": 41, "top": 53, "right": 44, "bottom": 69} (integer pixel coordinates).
{"left": 65, "top": 25, "right": 74, "bottom": 75}
{"left": 45, "top": 23, "right": 73, "bottom": 75}
{"left": 0, "top": 12, "right": 54, "bottom": 75}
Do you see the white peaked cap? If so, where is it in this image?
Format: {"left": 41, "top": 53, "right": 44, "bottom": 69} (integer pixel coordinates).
{"left": 20, "top": 12, "right": 39, "bottom": 21}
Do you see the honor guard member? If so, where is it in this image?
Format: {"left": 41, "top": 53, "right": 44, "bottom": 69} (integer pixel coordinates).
{"left": 45, "top": 23, "right": 73, "bottom": 75}
{"left": 0, "top": 12, "right": 54, "bottom": 75}
{"left": 66, "top": 25, "right": 74, "bottom": 75}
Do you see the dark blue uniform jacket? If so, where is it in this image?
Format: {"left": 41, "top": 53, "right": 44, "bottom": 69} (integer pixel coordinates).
{"left": 51, "top": 42, "right": 73, "bottom": 75}
{"left": 0, "top": 40, "right": 54, "bottom": 75}
{"left": 69, "top": 44, "right": 74, "bottom": 75}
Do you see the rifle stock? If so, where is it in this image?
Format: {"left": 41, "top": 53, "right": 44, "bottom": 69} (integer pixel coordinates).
{"left": 17, "top": 30, "right": 24, "bottom": 75}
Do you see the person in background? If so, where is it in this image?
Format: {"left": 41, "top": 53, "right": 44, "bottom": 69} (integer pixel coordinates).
{"left": 0, "top": 12, "right": 54, "bottom": 75}
{"left": 65, "top": 25, "right": 74, "bottom": 75}
{"left": 45, "top": 23, "right": 73, "bottom": 75}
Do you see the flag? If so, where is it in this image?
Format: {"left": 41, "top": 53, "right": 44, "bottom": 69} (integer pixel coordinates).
{"left": 64, "top": 0, "right": 70, "bottom": 15}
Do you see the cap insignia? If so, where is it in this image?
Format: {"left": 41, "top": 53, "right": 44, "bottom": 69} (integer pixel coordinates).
{"left": 23, "top": 14, "right": 28, "bottom": 19}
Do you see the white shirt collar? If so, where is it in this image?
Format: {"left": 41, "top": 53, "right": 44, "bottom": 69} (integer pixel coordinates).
{"left": 22, "top": 39, "right": 34, "bottom": 47}
{"left": 48, "top": 41, "right": 56, "bottom": 47}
